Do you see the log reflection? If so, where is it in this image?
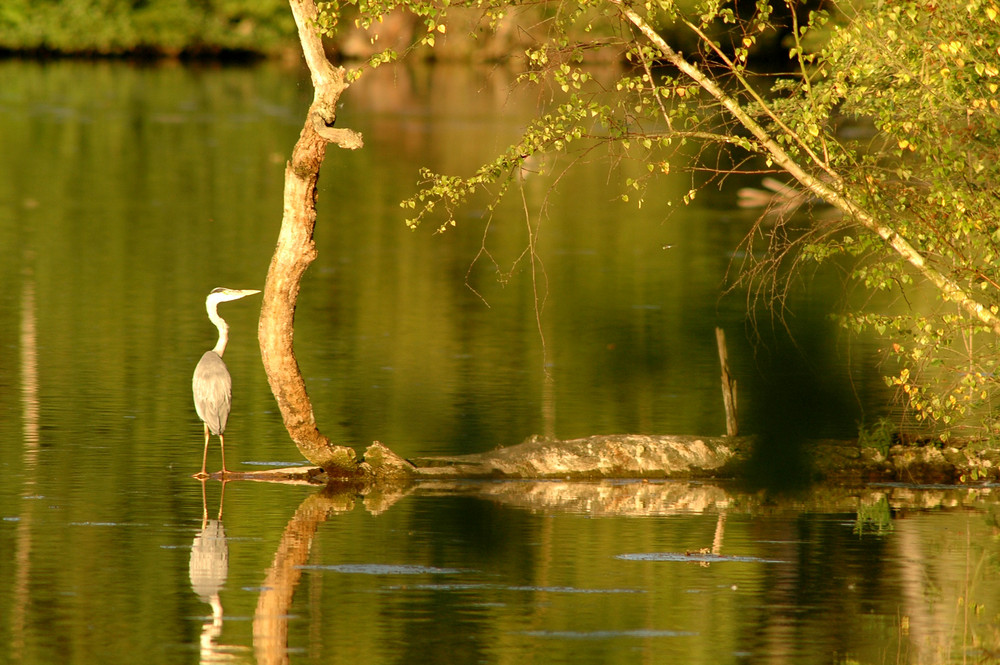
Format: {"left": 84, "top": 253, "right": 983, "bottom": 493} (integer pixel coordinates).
{"left": 253, "top": 485, "right": 357, "bottom": 665}
{"left": 244, "top": 476, "right": 1000, "bottom": 663}
{"left": 11, "top": 253, "right": 39, "bottom": 664}
{"left": 416, "top": 479, "right": 734, "bottom": 515}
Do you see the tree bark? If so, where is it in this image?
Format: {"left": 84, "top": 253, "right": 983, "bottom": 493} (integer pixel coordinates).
{"left": 258, "top": 0, "right": 364, "bottom": 475}
{"left": 408, "top": 434, "right": 748, "bottom": 478}
{"left": 715, "top": 327, "right": 738, "bottom": 437}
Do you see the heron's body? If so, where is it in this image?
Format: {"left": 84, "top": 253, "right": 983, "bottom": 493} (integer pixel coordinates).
{"left": 192, "top": 287, "right": 260, "bottom": 478}
{"left": 193, "top": 351, "right": 232, "bottom": 435}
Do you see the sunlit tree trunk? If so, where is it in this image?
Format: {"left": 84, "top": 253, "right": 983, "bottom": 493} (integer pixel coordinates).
{"left": 258, "top": 0, "right": 363, "bottom": 475}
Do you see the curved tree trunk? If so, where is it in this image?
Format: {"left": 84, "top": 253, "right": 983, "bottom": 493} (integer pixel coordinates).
{"left": 258, "top": 0, "right": 364, "bottom": 476}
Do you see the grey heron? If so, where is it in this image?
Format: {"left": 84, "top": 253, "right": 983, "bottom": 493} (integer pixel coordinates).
{"left": 193, "top": 287, "right": 260, "bottom": 478}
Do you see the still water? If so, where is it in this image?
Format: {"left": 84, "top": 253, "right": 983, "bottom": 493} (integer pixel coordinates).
{"left": 1, "top": 60, "right": 998, "bottom": 664}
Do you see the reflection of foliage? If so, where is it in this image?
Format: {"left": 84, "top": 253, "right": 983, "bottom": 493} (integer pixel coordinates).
{"left": 854, "top": 497, "right": 892, "bottom": 537}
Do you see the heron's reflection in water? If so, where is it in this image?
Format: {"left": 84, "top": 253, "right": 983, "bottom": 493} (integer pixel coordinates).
{"left": 189, "top": 480, "right": 245, "bottom": 663}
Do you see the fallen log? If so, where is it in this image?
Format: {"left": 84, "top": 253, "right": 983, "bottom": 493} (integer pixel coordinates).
{"left": 408, "top": 434, "right": 748, "bottom": 479}
{"left": 219, "top": 434, "right": 1000, "bottom": 486}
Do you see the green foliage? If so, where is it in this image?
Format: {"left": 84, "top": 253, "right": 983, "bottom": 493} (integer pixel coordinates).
{"left": 813, "top": 0, "right": 1000, "bottom": 431}
{"left": 959, "top": 466, "right": 987, "bottom": 484}
{"left": 316, "top": 0, "right": 776, "bottom": 226}
{"left": 854, "top": 496, "right": 893, "bottom": 536}
{"left": 316, "top": 0, "right": 451, "bottom": 71}
{"left": 857, "top": 417, "right": 897, "bottom": 455}
{"left": 401, "top": 99, "right": 605, "bottom": 231}
{"left": 814, "top": 0, "right": 1000, "bottom": 265}
{"left": 0, "top": 0, "right": 295, "bottom": 55}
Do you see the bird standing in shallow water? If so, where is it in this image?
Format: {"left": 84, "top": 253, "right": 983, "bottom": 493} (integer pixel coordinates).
{"left": 193, "top": 287, "right": 260, "bottom": 478}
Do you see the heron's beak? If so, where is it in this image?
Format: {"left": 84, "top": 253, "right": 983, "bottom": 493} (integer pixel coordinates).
{"left": 215, "top": 288, "right": 261, "bottom": 303}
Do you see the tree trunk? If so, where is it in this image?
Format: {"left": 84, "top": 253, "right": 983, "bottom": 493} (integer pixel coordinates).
{"left": 715, "top": 327, "right": 738, "bottom": 437}
{"left": 258, "top": 0, "right": 364, "bottom": 476}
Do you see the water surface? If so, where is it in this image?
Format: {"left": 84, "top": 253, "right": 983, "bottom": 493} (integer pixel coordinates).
{"left": 1, "top": 60, "right": 989, "bottom": 665}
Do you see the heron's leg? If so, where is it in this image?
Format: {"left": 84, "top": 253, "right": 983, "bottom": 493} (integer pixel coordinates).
{"left": 199, "top": 476, "right": 209, "bottom": 526}
{"left": 217, "top": 478, "right": 227, "bottom": 520}
{"left": 197, "top": 424, "right": 211, "bottom": 478}
{"left": 220, "top": 433, "right": 229, "bottom": 475}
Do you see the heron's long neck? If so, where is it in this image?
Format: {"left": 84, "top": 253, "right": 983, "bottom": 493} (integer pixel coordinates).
{"left": 208, "top": 303, "right": 230, "bottom": 356}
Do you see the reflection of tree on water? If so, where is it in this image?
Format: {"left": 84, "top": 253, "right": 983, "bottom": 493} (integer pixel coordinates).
{"left": 11, "top": 249, "right": 40, "bottom": 664}
{"left": 189, "top": 481, "right": 247, "bottom": 663}
{"left": 244, "top": 478, "right": 1000, "bottom": 663}
{"left": 253, "top": 485, "right": 357, "bottom": 665}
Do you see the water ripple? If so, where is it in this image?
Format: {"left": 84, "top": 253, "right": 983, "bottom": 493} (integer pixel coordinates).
{"left": 616, "top": 552, "right": 787, "bottom": 564}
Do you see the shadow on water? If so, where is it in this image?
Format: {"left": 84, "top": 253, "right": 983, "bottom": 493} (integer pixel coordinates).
{"left": 735, "top": 317, "right": 862, "bottom": 493}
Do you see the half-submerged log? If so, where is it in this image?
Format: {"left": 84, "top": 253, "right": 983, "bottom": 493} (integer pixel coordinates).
{"left": 226, "top": 435, "right": 1000, "bottom": 486}
{"left": 409, "top": 434, "right": 747, "bottom": 479}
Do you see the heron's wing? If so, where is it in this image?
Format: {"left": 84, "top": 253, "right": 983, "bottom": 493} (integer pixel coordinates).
{"left": 193, "top": 351, "right": 233, "bottom": 435}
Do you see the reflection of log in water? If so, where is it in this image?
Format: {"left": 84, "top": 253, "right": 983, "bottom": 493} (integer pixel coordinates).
{"left": 253, "top": 488, "right": 355, "bottom": 665}
{"left": 415, "top": 480, "right": 997, "bottom": 517}
{"left": 12, "top": 252, "right": 39, "bottom": 663}
{"left": 419, "top": 479, "right": 734, "bottom": 515}
{"left": 244, "top": 477, "right": 996, "bottom": 663}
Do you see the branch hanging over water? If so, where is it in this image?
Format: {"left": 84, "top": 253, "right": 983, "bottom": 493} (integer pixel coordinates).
{"left": 608, "top": 0, "right": 1000, "bottom": 337}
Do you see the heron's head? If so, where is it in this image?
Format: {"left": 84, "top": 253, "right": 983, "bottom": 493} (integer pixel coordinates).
{"left": 206, "top": 287, "right": 261, "bottom": 307}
